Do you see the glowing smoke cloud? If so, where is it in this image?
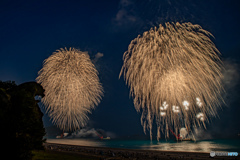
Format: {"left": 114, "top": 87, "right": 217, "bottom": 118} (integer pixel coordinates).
{"left": 37, "top": 48, "right": 103, "bottom": 131}
{"left": 119, "top": 22, "right": 224, "bottom": 140}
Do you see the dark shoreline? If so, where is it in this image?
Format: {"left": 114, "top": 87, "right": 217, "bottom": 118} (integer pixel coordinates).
{"left": 44, "top": 142, "right": 239, "bottom": 160}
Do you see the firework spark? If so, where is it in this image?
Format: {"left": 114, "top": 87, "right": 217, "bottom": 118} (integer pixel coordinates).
{"left": 119, "top": 22, "right": 224, "bottom": 140}
{"left": 37, "top": 48, "right": 103, "bottom": 131}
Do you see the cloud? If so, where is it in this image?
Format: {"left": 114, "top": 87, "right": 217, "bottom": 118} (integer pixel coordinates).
{"left": 95, "top": 52, "right": 104, "bottom": 59}
{"left": 120, "top": 0, "right": 132, "bottom": 6}
{"left": 68, "top": 128, "right": 116, "bottom": 138}
{"left": 193, "top": 128, "right": 212, "bottom": 140}
{"left": 221, "top": 59, "right": 240, "bottom": 104}
{"left": 70, "top": 128, "right": 98, "bottom": 138}
{"left": 222, "top": 59, "right": 240, "bottom": 90}
{"left": 115, "top": 10, "right": 136, "bottom": 24}
{"left": 93, "top": 52, "right": 104, "bottom": 63}
{"left": 113, "top": 0, "right": 139, "bottom": 26}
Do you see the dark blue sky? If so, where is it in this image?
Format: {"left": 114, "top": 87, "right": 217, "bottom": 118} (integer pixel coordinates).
{"left": 1, "top": 0, "right": 240, "bottom": 138}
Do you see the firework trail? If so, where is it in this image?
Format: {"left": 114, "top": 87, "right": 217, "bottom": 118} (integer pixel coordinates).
{"left": 119, "top": 22, "right": 224, "bottom": 140}
{"left": 37, "top": 48, "right": 103, "bottom": 131}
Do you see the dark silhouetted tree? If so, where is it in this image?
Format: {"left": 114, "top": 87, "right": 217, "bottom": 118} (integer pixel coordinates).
{"left": 0, "top": 81, "right": 45, "bottom": 160}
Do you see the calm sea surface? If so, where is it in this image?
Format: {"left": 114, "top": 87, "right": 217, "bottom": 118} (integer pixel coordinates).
{"left": 47, "top": 138, "right": 240, "bottom": 153}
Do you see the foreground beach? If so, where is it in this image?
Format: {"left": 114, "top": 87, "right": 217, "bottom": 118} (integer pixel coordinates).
{"left": 43, "top": 142, "right": 239, "bottom": 160}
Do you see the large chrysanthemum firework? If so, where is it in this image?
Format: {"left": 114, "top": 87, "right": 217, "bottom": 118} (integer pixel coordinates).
{"left": 37, "top": 48, "right": 103, "bottom": 131}
{"left": 120, "top": 22, "right": 224, "bottom": 140}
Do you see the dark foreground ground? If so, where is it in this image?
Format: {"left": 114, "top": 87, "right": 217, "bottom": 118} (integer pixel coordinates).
{"left": 39, "top": 143, "right": 240, "bottom": 160}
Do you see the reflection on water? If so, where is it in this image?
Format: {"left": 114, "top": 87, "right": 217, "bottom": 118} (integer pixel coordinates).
{"left": 47, "top": 139, "right": 240, "bottom": 153}
{"left": 143, "top": 141, "right": 232, "bottom": 152}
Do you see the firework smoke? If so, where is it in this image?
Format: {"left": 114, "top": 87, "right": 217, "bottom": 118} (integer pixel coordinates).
{"left": 119, "top": 22, "right": 224, "bottom": 140}
{"left": 37, "top": 48, "right": 103, "bottom": 131}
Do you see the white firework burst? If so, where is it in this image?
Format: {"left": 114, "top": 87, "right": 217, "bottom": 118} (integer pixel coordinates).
{"left": 119, "top": 22, "right": 224, "bottom": 140}
{"left": 37, "top": 47, "right": 103, "bottom": 131}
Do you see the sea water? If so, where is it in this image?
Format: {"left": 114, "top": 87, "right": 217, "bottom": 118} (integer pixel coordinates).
{"left": 47, "top": 138, "right": 240, "bottom": 153}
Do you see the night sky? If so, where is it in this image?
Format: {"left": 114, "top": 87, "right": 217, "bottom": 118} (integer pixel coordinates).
{"left": 1, "top": 0, "right": 240, "bottom": 138}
